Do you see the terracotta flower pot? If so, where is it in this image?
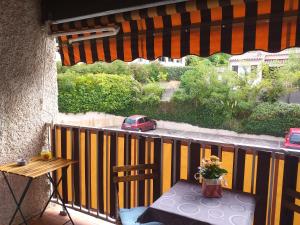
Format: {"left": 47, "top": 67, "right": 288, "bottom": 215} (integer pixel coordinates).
{"left": 201, "top": 178, "right": 222, "bottom": 198}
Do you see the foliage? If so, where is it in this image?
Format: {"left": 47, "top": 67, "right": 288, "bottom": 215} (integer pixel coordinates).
{"left": 165, "top": 66, "right": 192, "bottom": 80}
{"left": 185, "top": 53, "right": 230, "bottom": 67}
{"left": 198, "top": 156, "right": 228, "bottom": 179}
{"left": 58, "top": 73, "right": 141, "bottom": 113}
{"left": 242, "top": 102, "right": 300, "bottom": 136}
{"left": 57, "top": 52, "right": 300, "bottom": 137}
{"left": 208, "top": 53, "right": 231, "bottom": 66}
{"left": 139, "top": 83, "right": 164, "bottom": 105}
{"left": 258, "top": 56, "right": 300, "bottom": 102}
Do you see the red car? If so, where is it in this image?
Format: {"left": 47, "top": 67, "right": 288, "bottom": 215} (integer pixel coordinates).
{"left": 284, "top": 128, "right": 300, "bottom": 149}
{"left": 121, "top": 115, "right": 157, "bottom": 132}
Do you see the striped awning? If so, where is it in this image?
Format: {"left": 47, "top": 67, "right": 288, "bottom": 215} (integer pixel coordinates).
{"left": 51, "top": 0, "right": 300, "bottom": 66}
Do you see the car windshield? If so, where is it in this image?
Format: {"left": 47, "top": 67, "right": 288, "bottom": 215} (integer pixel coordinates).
{"left": 290, "top": 133, "right": 300, "bottom": 144}
{"left": 124, "top": 118, "right": 136, "bottom": 124}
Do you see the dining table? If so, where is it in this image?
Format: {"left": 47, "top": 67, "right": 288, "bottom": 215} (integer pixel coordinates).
{"left": 138, "top": 181, "right": 256, "bottom": 225}
{"left": 0, "top": 157, "right": 77, "bottom": 225}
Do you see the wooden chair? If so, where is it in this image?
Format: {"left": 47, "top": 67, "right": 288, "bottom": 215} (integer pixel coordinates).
{"left": 113, "top": 164, "right": 158, "bottom": 225}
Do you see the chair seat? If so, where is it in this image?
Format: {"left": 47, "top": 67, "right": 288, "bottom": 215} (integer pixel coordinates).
{"left": 119, "top": 207, "right": 163, "bottom": 225}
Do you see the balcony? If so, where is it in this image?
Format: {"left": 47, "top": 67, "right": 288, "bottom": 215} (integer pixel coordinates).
{"left": 29, "top": 204, "right": 113, "bottom": 225}
{"left": 40, "top": 123, "right": 300, "bottom": 225}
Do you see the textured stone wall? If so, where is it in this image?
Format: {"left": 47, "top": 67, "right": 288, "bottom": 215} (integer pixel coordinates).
{"left": 0, "top": 0, "right": 58, "bottom": 224}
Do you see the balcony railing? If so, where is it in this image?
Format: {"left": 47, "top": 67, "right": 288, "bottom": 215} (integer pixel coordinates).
{"left": 49, "top": 124, "right": 300, "bottom": 225}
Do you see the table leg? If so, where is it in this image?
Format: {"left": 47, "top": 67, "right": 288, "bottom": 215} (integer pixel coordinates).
{"left": 44, "top": 171, "right": 75, "bottom": 225}
{"left": 40, "top": 174, "right": 63, "bottom": 217}
{"left": 2, "top": 172, "right": 33, "bottom": 225}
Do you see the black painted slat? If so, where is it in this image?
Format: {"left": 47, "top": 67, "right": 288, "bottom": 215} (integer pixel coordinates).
{"left": 61, "top": 127, "right": 68, "bottom": 203}
{"left": 268, "top": 0, "right": 284, "bottom": 52}
{"left": 253, "top": 151, "right": 271, "bottom": 225}
{"left": 97, "top": 131, "right": 104, "bottom": 214}
{"left": 235, "top": 149, "right": 246, "bottom": 191}
{"left": 153, "top": 138, "right": 162, "bottom": 201}
{"left": 125, "top": 135, "right": 132, "bottom": 208}
{"left": 73, "top": 128, "right": 80, "bottom": 206}
{"left": 189, "top": 143, "right": 201, "bottom": 182}
{"left": 211, "top": 145, "right": 218, "bottom": 156}
{"left": 138, "top": 136, "right": 146, "bottom": 206}
{"left": 171, "top": 140, "right": 181, "bottom": 185}
{"left": 175, "top": 141, "right": 181, "bottom": 184}
{"left": 110, "top": 133, "right": 117, "bottom": 218}
{"left": 280, "top": 155, "right": 299, "bottom": 225}
{"left": 243, "top": 2, "right": 257, "bottom": 52}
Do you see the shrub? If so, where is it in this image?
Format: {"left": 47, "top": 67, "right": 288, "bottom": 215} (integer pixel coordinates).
{"left": 165, "top": 66, "right": 192, "bottom": 81}
{"left": 58, "top": 73, "right": 141, "bottom": 114}
{"left": 242, "top": 102, "right": 300, "bottom": 136}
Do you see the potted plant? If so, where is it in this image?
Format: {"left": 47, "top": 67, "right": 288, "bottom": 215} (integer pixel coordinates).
{"left": 194, "top": 155, "right": 227, "bottom": 198}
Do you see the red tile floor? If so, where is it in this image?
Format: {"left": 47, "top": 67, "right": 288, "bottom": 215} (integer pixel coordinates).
{"left": 29, "top": 204, "right": 113, "bottom": 225}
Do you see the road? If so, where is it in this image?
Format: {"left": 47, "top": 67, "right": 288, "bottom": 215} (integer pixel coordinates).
{"left": 106, "top": 127, "right": 283, "bottom": 151}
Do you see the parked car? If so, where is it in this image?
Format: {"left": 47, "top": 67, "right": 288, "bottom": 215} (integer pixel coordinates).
{"left": 121, "top": 115, "right": 157, "bottom": 132}
{"left": 284, "top": 128, "right": 300, "bottom": 149}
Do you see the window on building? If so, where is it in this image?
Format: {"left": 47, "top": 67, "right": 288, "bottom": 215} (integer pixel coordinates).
{"left": 251, "top": 65, "right": 257, "bottom": 72}
{"left": 232, "top": 65, "right": 238, "bottom": 73}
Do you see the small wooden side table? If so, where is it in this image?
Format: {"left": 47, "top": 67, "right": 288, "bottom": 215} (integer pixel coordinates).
{"left": 0, "top": 157, "right": 77, "bottom": 225}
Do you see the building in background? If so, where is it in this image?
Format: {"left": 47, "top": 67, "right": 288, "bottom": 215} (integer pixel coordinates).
{"left": 130, "top": 56, "right": 186, "bottom": 67}
{"left": 229, "top": 48, "right": 300, "bottom": 84}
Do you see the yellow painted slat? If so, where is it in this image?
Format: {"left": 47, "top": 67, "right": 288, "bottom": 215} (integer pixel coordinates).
{"left": 117, "top": 135, "right": 125, "bottom": 208}
{"left": 103, "top": 133, "right": 108, "bottom": 213}
{"left": 56, "top": 127, "right": 62, "bottom": 196}
{"left": 80, "top": 131, "right": 86, "bottom": 207}
{"left": 221, "top": 150, "right": 234, "bottom": 189}
{"left": 274, "top": 159, "right": 284, "bottom": 225}
{"left": 243, "top": 153, "right": 253, "bottom": 193}
{"left": 293, "top": 161, "right": 300, "bottom": 225}
{"left": 66, "top": 129, "right": 73, "bottom": 202}
{"left": 162, "top": 142, "right": 172, "bottom": 193}
{"left": 150, "top": 140, "right": 154, "bottom": 204}
{"left": 90, "top": 132, "right": 98, "bottom": 210}
{"left": 180, "top": 144, "right": 188, "bottom": 180}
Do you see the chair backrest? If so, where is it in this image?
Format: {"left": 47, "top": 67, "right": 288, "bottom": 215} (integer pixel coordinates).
{"left": 113, "top": 164, "right": 158, "bottom": 223}
{"left": 113, "top": 164, "right": 158, "bottom": 184}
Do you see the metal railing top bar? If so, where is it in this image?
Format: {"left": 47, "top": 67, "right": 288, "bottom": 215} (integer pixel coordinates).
{"left": 46, "top": 123, "right": 300, "bottom": 156}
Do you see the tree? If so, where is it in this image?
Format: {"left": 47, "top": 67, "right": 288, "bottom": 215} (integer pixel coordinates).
{"left": 258, "top": 55, "right": 300, "bottom": 102}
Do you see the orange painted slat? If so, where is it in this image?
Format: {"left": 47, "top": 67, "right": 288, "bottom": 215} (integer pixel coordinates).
{"left": 210, "top": 25, "right": 221, "bottom": 56}
{"left": 190, "top": 29, "right": 200, "bottom": 56}
{"left": 255, "top": 21, "right": 269, "bottom": 51}
{"left": 109, "top": 37, "right": 118, "bottom": 62}
{"left": 83, "top": 39, "right": 93, "bottom": 64}
{"left": 231, "top": 23, "right": 244, "bottom": 55}
{"left": 96, "top": 39, "right": 105, "bottom": 61}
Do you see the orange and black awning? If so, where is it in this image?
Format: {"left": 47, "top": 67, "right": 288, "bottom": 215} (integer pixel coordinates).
{"left": 50, "top": 0, "right": 300, "bottom": 66}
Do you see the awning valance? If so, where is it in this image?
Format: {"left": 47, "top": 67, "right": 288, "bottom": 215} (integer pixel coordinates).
{"left": 50, "top": 0, "right": 300, "bottom": 66}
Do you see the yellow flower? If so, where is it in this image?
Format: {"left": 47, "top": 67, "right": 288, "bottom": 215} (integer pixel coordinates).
{"left": 210, "top": 155, "right": 219, "bottom": 162}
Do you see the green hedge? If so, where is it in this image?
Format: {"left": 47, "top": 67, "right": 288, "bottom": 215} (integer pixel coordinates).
{"left": 241, "top": 102, "right": 300, "bottom": 136}
{"left": 58, "top": 73, "right": 141, "bottom": 113}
